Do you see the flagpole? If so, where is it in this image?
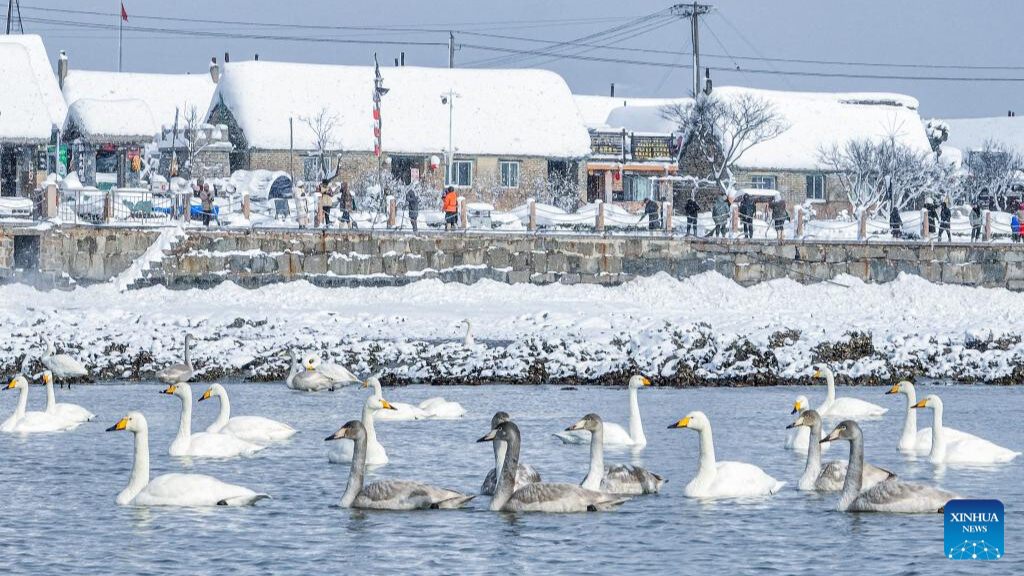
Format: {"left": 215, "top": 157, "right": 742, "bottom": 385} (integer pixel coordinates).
{"left": 117, "top": 7, "right": 123, "bottom": 72}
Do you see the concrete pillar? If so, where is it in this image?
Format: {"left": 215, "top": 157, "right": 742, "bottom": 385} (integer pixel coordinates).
{"left": 242, "top": 194, "right": 251, "bottom": 220}
{"left": 386, "top": 195, "right": 396, "bottom": 228}
{"left": 528, "top": 198, "right": 537, "bottom": 231}
{"left": 921, "top": 208, "right": 929, "bottom": 239}
{"left": 603, "top": 170, "right": 613, "bottom": 203}
{"left": 44, "top": 183, "right": 58, "bottom": 219}
{"left": 104, "top": 190, "right": 115, "bottom": 223}
{"left": 984, "top": 210, "right": 992, "bottom": 242}
{"left": 731, "top": 203, "right": 739, "bottom": 236}
{"left": 858, "top": 210, "right": 868, "bottom": 241}
{"left": 596, "top": 199, "right": 605, "bottom": 232}
{"left": 458, "top": 196, "right": 468, "bottom": 230}
{"left": 796, "top": 208, "right": 804, "bottom": 237}
{"left": 663, "top": 201, "right": 672, "bottom": 235}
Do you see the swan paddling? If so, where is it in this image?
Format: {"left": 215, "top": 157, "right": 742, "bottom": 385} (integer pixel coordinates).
{"left": 327, "top": 394, "right": 397, "bottom": 465}
{"left": 885, "top": 381, "right": 969, "bottom": 453}
{"left": 554, "top": 375, "right": 649, "bottom": 446}
{"left": 161, "top": 383, "right": 264, "bottom": 458}
{"left": 788, "top": 409, "right": 893, "bottom": 492}
{"left": 327, "top": 420, "right": 474, "bottom": 510}
{"left": 363, "top": 376, "right": 465, "bottom": 420}
{"left": 156, "top": 334, "right": 196, "bottom": 384}
{"left": 913, "top": 395, "right": 1020, "bottom": 465}
{"left": 481, "top": 411, "right": 541, "bottom": 495}
{"left": 41, "top": 371, "right": 94, "bottom": 423}
{"left": 107, "top": 412, "right": 269, "bottom": 507}
{"left": 2, "top": 375, "right": 81, "bottom": 433}
{"left": 822, "top": 420, "right": 958, "bottom": 513}
{"left": 567, "top": 413, "right": 665, "bottom": 495}
{"left": 811, "top": 365, "right": 887, "bottom": 419}
{"left": 199, "top": 383, "right": 296, "bottom": 444}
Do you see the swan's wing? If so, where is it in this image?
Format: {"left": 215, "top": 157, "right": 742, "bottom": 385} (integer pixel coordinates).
{"left": 516, "top": 464, "right": 542, "bottom": 486}
{"left": 133, "top": 473, "right": 267, "bottom": 507}
{"left": 375, "top": 402, "right": 427, "bottom": 421}
{"left": 863, "top": 462, "right": 898, "bottom": 488}
{"left": 481, "top": 468, "right": 498, "bottom": 495}
{"left": 54, "top": 402, "right": 95, "bottom": 423}
{"left": 850, "top": 480, "right": 957, "bottom": 513}
{"left": 221, "top": 416, "right": 296, "bottom": 443}
{"left": 156, "top": 363, "right": 192, "bottom": 383}
{"left": 816, "top": 461, "right": 848, "bottom": 491}
{"left": 291, "top": 372, "right": 334, "bottom": 392}
{"left": 507, "top": 482, "right": 627, "bottom": 512}
{"left": 705, "top": 462, "right": 785, "bottom": 497}
{"left": 602, "top": 465, "right": 665, "bottom": 495}
{"left": 599, "top": 422, "right": 634, "bottom": 445}
{"left": 358, "top": 480, "right": 473, "bottom": 510}
{"left": 418, "top": 399, "right": 466, "bottom": 419}
{"left": 45, "top": 354, "right": 89, "bottom": 377}
{"left": 319, "top": 362, "right": 360, "bottom": 383}
{"left": 830, "top": 398, "right": 888, "bottom": 417}
{"left": 944, "top": 435, "right": 1021, "bottom": 463}
{"left": 186, "top": 432, "right": 264, "bottom": 458}
{"left": 12, "top": 411, "right": 80, "bottom": 433}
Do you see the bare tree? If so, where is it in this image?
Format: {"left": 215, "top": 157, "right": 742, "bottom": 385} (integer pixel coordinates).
{"left": 961, "top": 140, "right": 1024, "bottom": 210}
{"left": 181, "top": 105, "right": 217, "bottom": 179}
{"left": 300, "top": 107, "right": 339, "bottom": 180}
{"left": 924, "top": 118, "right": 950, "bottom": 156}
{"left": 661, "top": 93, "right": 789, "bottom": 193}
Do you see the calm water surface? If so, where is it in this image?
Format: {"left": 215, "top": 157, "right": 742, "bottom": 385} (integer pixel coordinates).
{"left": 1, "top": 382, "right": 1020, "bottom": 575}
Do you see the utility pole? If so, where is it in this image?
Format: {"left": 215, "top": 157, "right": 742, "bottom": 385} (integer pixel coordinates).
{"left": 6, "top": 0, "right": 24, "bottom": 34}
{"left": 441, "top": 89, "right": 460, "bottom": 186}
{"left": 448, "top": 32, "right": 455, "bottom": 68}
{"left": 671, "top": 3, "right": 712, "bottom": 97}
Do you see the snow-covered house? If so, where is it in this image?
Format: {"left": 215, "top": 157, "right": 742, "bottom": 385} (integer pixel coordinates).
{"left": 944, "top": 115, "right": 1024, "bottom": 168}
{"left": 576, "top": 87, "right": 933, "bottom": 216}
{"left": 207, "top": 60, "right": 591, "bottom": 208}
{"left": 62, "top": 99, "right": 157, "bottom": 188}
{"left": 0, "top": 35, "right": 67, "bottom": 197}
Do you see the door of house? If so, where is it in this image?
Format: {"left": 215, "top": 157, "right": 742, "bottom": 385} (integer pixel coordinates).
{"left": 587, "top": 173, "right": 603, "bottom": 203}
{"left": 0, "top": 147, "right": 17, "bottom": 197}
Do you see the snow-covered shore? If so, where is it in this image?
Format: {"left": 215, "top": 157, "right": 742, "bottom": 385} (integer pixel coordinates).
{"left": 3, "top": 271, "right": 1023, "bottom": 385}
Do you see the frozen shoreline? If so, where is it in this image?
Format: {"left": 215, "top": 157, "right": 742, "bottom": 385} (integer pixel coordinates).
{"left": 3, "top": 271, "right": 1023, "bottom": 385}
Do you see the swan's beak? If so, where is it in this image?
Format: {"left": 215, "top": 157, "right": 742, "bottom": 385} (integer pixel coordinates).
{"left": 305, "top": 365, "right": 314, "bottom": 371}
{"left": 821, "top": 428, "right": 842, "bottom": 443}
{"left": 565, "top": 419, "right": 586, "bottom": 431}
{"left": 106, "top": 418, "right": 129, "bottom": 432}
{"left": 812, "top": 370, "right": 822, "bottom": 378}
{"left": 198, "top": 389, "right": 212, "bottom": 402}
{"left": 4, "top": 380, "right": 16, "bottom": 390}
{"left": 477, "top": 428, "right": 498, "bottom": 442}
{"left": 380, "top": 399, "right": 397, "bottom": 411}
{"left": 324, "top": 426, "right": 349, "bottom": 441}
{"left": 42, "top": 373, "right": 51, "bottom": 384}
{"left": 641, "top": 377, "right": 651, "bottom": 386}
{"left": 885, "top": 384, "right": 900, "bottom": 395}
{"left": 791, "top": 401, "right": 802, "bottom": 414}
{"left": 912, "top": 399, "right": 928, "bottom": 409}
{"left": 160, "top": 385, "right": 177, "bottom": 395}
{"left": 667, "top": 416, "right": 691, "bottom": 429}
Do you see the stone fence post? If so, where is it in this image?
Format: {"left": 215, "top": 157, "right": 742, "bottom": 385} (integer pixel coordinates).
{"left": 458, "top": 196, "right": 468, "bottom": 230}
{"left": 730, "top": 203, "right": 739, "bottom": 236}
{"left": 528, "top": 198, "right": 537, "bottom": 232}
{"left": 984, "top": 210, "right": 992, "bottom": 242}
{"left": 921, "top": 208, "right": 930, "bottom": 239}
{"left": 795, "top": 208, "right": 804, "bottom": 238}
{"left": 43, "top": 183, "right": 58, "bottom": 219}
{"left": 242, "top": 194, "right": 251, "bottom": 220}
{"left": 386, "top": 195, "right": 396, "bottom": 228}
{"left": 663, "top": 200, "right": 673, "bottom": 235}
{"left": 104, "top": 189, "right": 115, "bottom": 223}
{"left": 858, "top": 210, "right": 868, "bottom": 241}
{"left": 595, "top": 199, "right": 605, "bottom": 232}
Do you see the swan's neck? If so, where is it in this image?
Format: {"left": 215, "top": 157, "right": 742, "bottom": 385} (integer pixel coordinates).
{"left": 14, "top": 384, "right": 28, "bottom": 420}
{"left": 173, "top": 393, "right": 192, "bottom": 449}
{"left": 582, "top": 425, "right": 605, "bottom": 491}
{"left": 824, "top": 373, "right": 836, "bottom": 406}
{"left": 211, "top": 393, "right": 230, "bottom": 431}
{"left": 371, "top": 381, "right": 382, "bottom": 398}
{"left": 361, "top": 404, "right": 380, "bottom": 452}
{"left": 183, "top": 339, "right": 193, "bottom": 369}
{"left": 839, "top": 435, "right": 864, "bottom": 511}
{"left": 695, "top": 425, "right": 717, "bottom": 483}
{"left": 493, "top": 439, "right": 507, "bottom": 479}
{"left": 491, "top": 433, "right": 521, "bottom": 511}
{"left": 900, "top": 388, "right": 918, "bottom": 448}
{"left": 119, "top": 428, "right": 151, "bottom": 505}
{"left": 929, "top": 402, "right": 945, "bottom": 459}
{"left": 340, "top": 434, "right": 367, "bottom": 508}
{"left": 802, "top": 421, "right": 823, "bottom": 485}
{"left": 628, "top": 387, "right": 646, "bottom": 445}
{"left": 464, "top": 322, "right": 472, "bottom": 338}
{"left": 44, "top": 380, "right": 57, "bottom": 413}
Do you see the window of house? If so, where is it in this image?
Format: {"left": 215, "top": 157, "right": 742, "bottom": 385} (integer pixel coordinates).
{"left": 500, "top": 160, "right": 520, "bottom": 188}
{"left": 622, "top": 174, "right": 655, "bottom": 202}
{"left": 806, "top": 174, "right": 826, "bottom": 201}
{"left": 446, "top": 160, "right": 473, "bottom": 187}
{"left": 750, "top": 175, "right": 776, "bottom": 190}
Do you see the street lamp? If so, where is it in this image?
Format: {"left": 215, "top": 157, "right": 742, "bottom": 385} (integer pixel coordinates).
{"left": 440, "top": 89, "right": 460, "bottom": 186}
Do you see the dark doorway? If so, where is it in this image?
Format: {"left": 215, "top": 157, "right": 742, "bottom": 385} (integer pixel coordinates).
{"left": 390, "top": 156, "right": 424, "bottom": 184}
{"left": 13, "top": 235, "right": 39, "bottom": 270}
{"left": 587, "top": 173, "right": 603, "bottom": 203}
{"left": 1, "top": 147, "right": 17, "bottom": 197}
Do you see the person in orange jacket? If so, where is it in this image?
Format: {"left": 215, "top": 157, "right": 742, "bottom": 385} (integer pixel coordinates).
{"left": 442, "top": 186, "right": 459, "bottom": 230}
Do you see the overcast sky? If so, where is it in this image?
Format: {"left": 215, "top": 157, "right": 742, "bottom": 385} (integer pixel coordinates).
{"left": 15, "top": 0, "right": 1024, "bottom": 119}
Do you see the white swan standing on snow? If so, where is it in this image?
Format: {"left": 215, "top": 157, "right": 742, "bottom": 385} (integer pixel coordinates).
{"left": 302, "top": 354, "right": 360, "bottom": 386}
{"left": 811, "top": 364, "right": 887, "bottom": 419}
{"left": 668, "top": 411, "right": 785, "bottom": 498}
{"left": 785, "top": 395, "right": 828, "bottom": 454}
{"left": 199, "top": 383, "right": 296, "bottom": 444}
{"left": 822, "top": 420, "right": 958, "bottom": 513}
{"left": 160, "top": 383, "right": 264, "bottom": 458}
{"left": 913, "top": 394, "right": 1020, "bottom": 464}
{"left": 40, "top": 371, "right": 94, "bottom": 423}
{"left": 2, "top": 376, "right": 81, "bottom": 433}
{"left": 327, "top": 394, "right": 398, "bottom": 465}
{"left": 156, "top": 333, "right": 196, "bottom": 384}
{"left": 481, "top": 411, "right": 541, "bottom": 495}
{"left": 327, "top": 420, "right": 474, "bottom": 510}
{"left": 567, "top": 413, "right": 665, "bottom": 495}
{"left": 363, "top": 376, "right": 466, "bottom": 420}
{"left": 478, "top": 421, "right": 628, "bottom": 512}
{"left": 284, "top": 349, "right": 336, "bottom": 392}
{"left": 788, "top": 409, "right": 893, "bottom": 492}
{"left": 885, "top": 381, "right": 969, "bottom": 453}
{"left": 554, "top": 375, "right": 649, "bottom": 446}
{"left": 462, "top": 319, "right": 475, "bottom": 347}
{"left": 40, "top": 339, "right": 88, "bottom": 387}
{"left": 106, "top": 412, "right": 269, "bottom": 507}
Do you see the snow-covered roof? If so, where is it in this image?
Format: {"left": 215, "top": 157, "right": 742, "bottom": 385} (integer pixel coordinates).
{"left": 212, "top": 60, "right": 591, "bottom": 157}
{"left": 575, "top": 87, "right": 931, "bottom": 171}
{"left": 65, "top": 98, "right": 157, "bottom": 143}
{"left": 573, "top": 95, "right": 687, "bottom": 129}
{"left": 62, "top": 70, "right": 216, "bottom": 133}
{"left": 944, "top": 116, "right": 1024, "bottom": 154}
{"left": 0, "top": 35, "right": 67, "bottom": 143}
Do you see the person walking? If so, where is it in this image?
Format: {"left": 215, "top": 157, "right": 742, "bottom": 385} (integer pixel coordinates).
{"left": 711, "top": 194, "right": 729, "bottom": 237}
{"left": 442, "top": 186, "right": 459, "bottom": 230}
{"left": 406, "top": 186, "right": 419, "bottom": 232}
{"left": 771, "top": 197, "right": 790, "bottom": 241}
{"left": 317, "top": 179, "right": 334, "bottom": 228}
{"left": 739, "top": 193, "right": 755, "bottom": 239}
{"left": 643, "top": 197, "right": 661, "bottom": 231}
{"left": 890, "top": 204, "right": 903, "bottom": 239}
{"left": 684, "top": 196, "right": 700, "bottom": 237}
{"left": 337, "top": 181, "right": 356, "bottom": 229}
{"left": 925, "top": 197, "right": 938, "bottom": 238}
{"left": 1013, "top": 212, "right": 1021, "bottom": 243}
{"left": 938, "top": 198, "right": 952, "bottom": 242}
{"left": 969, "top": 203, "right": 982, "bottom": 242}
{"left": 199, "top": 183, "right": 215, "bottom": 227}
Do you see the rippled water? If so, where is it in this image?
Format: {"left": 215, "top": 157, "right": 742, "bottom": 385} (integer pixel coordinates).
{"left": 1, "top": 382, "right": 1020, "bottom": 574}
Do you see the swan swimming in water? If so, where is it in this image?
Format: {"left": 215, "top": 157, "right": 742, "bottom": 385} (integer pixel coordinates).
{"left": 2, "top": 375, "right": 81, "bottom": 433}
{"left": 363, "top": 376, "right": 466, "bottom": 420}
{"left": 285, "top": 349, "right": 336, "bottom": 392}
{"left": 822, "top": 420, "right": 958, "bottom": 513}
{"left": 40, "top": 339, "right": 88, "bottom": 387}
{"left": 913, "top": 394, "right": 1020, "bottom": 465}
{"left": 787, "top": 409, "right": 893, "bottom": 492}
{"left": 40, "top": 371, "right": 94, "bottom": 423}
{"left": 327, "top": 394, "right": 397, "bottom": 465}
{"left": 161, "top": 383, "right": 265, "bottom": 458}
{"left": 199, "top": 383, "right": 296, "bottom": 444}
{"left": 479, "top": 421, "right": 628, "bottom": 512}
{"left": 668, "top": 411, "right": 785, "bottom": 498}
{"left": 302, "top": 354, "right": 360, "bottom": 386}
{"left": 885, "top": 381, "right": 969, "bottom": 453}
{"left": 785, "top": 396, "right": 828, "bottom": 454}
{"left": 106, "top": 412, "right": 269, "bottom": 507}
{"left": 811, "top": 364, "right": 887, "bottom": 420}
{"left": 553, "top": 375, "right": 649, "bottom": 446}
{"left": 481, "top": 411, "right": 541, "bottom": 495}
{"left": 567, "top": 413, "right": 665, "bottom": 495}
{"left": 326, "top": 420, "right": 474, "bottom": 510}
{"left": 156, "top": 333, "right": 196, "bottom": 384}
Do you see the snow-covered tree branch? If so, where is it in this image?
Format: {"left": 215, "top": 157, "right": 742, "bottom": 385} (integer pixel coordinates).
{"left": 300, "top": 108, "right": 339, "bottom": 181}
{"left": 961, "top": 140, "right": 1024, "bottom": 210}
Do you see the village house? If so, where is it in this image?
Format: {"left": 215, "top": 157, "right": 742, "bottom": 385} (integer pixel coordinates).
{"left": 206, "top": 60, "right": 591, "bottom": 209}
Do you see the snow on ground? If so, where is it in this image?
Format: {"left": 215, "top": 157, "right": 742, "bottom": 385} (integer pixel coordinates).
{"left": 3, "top": 272, "right": 1023, "bottom": 385}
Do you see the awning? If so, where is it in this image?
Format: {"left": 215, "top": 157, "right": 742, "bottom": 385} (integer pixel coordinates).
{"left": 587, "top": 163, "right": 677, "bottom": 173}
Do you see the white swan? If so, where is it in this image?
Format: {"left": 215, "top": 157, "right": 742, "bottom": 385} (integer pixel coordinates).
{"left": 2, "top": 376, "right": 81, "bottom": 433}
{"left": 567, "top": 413, "right": 665, "bottom": 495}
{"left": 479, "top": 421, "right": 628, "bottom": 512}
{"left": 40, "top": 339, "right": 88, "bottom": 385}
{"left": 327, "top": 420, "right": 474, "bottom": 510}
{"left": 363, "top": 376, "right": 466, "bottom": 420}
{"left": 160, "top": 383, "right": 264, "bottom": 458}
{"left": 784, "top": 395, "right": 828, "bottom": 454}
{"left": 885, "top": 381, "right": 969, "bottom": 453}
{"left": 554, "top": 375, "right": 649, "bottom": 446}
{"left": 788, "top": 409, "right": 893, "bottom": 492}
{"left": 913, "top": 394, "right": 1020, "bottom": 464}
{"left": 327, "top": 394, "right": 397, "bottom": 465}
{"left": 156, "top": 333, "right": 196, "bottom": 384}
{"left": 481, "top": 411, "right": 541, "bottom": 495}
{"left": 199, "top": 383, "right": 296, "bottom": 444}
{"left": 285, "top": 349, "right": 336, "bottom": 392}
{"left": 41, "top": 371, "right": 95, "bottom": 423}
{"left": 822, "top": 420, "right": 958, "bottom": 513}
{"left": 302, "top": 354, "right": 360, "bottom": 386}
{"left": 669, "top": 411, "right": 785, "bottom": 498}
{"left": 462, "top": 319, "right": 475, "bottom": 347}
{"left": 106, "top": 412, "right": 269, "bottom": 507}
{"left": 811, "top": 364, "right": 887, "bottom": 419}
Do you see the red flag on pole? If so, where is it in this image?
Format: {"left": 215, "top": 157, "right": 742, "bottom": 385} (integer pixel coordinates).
{"left": 121, "top": 2, "right": 128, "bottom": 22}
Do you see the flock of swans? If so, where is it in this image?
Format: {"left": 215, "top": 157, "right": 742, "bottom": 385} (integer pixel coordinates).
{"left": 3, "top": 336, "right": 1021, "bottom": 514}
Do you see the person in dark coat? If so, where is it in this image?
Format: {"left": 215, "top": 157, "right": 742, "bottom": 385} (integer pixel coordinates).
{"left": 890, "top": 204, "right": 903, "bottom": 239}
{"left": 770, "top": 197, "right": 790, "bottom": 241}
{"left": 684, "top": 196, "right": 700, "bottom": 237}
{"left": 969, "top": 204, "right": 983, "bottom": 242}
{"left": 938, "top": 198, "right": 952, "bottom": 241}
{"left": 925, "top": 197, "right": 938, "bottom": 238}
{"left": 643, "top": 198, "right": 661, "bottom": 230}
{"left": 739, "top": 194, "right": 756, "bottom": 239}
{"left": 711, "top": 194, "right": 730, "bottom": 237}
{"left": 406, "top": 187, "right": 419, "bottom": 232}
{"left": 337, "top": 181, "right": 356, "bottom": 229}
{"left": 199, "top": 183, "right": 215, "bottom": 227}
